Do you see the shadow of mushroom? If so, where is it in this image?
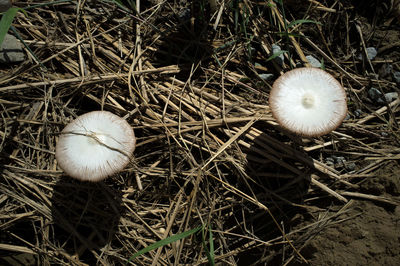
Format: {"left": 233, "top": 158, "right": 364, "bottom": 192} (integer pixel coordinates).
{"left": 50, "top": 178, "right": 123, "bottom": 263}
{"left": 235, "top": 129, "right": 312, "bottom": 264}
{"left": 149, "top": 1, "right": 214, "bottom": 80}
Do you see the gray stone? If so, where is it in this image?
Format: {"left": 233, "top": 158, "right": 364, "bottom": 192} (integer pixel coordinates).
{"left": 325, "top": 160, "right": 334, "bottom": 167}
{"left": 271, "top": 44, "right": 284, "bottom": 66}
{"left": 325, "top": 157, "right": 335, "bottom": 166}
{"left": 178, "top": 8, "right": 191, "bottom": 21}
{"left": 334, "top": 156, "right": 346, "bottom": 164}
{"left": 305, "top": 55, "right": 321, "bottom": 68}
{"left": 368, "top": 87, "right": 383, "bottom": 101}
{"left": 393, "top": 71, "right": 400, "bottom": 83}
{"left": 0, "top": 34, "right": 25, "bottom": 63}
{"left": 378, "top": 92, "right": 399, "bottom": 104}
{"left": 0, "top": 0, "right": 11, "bottom": 12}
{"left": 248, "top": 46, "right": 256, "bottom": 57}
{"left": 258, "top": 73, "right": 274, "bottom": 81}
{"left": 378, "top": 64, "right": 393, "bottom": 78}
{"left": 326, "top": 156, "right": 348, "bottom": 168}
{"left": 354, "top": 109, "right": 363, "bottom": 118}
{"left": 345, "top": 162, "right": 356, "bottom": 171}
{"left": 358, "top": 47, "right": 377, "bottom": 60}
{"left": 326, "top": 157, "right": 334, "bottom": 162}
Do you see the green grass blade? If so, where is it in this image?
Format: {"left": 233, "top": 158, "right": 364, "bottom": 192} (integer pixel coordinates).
{"left": 108, "top": 0, "right": 130, "bottom": 12}
{"left": 201, "top": 225, "right": 215, "bottom": 266}
{"left": 0, "top": 7, "right": 19, "bottom": 46}
{"left": 205, "top": 226, "right": 215, "bottom": 266}
{"left": 320, "top": 57, "right": 325, "bottom": 70}
{"left": 276, "top": 31, "right": 301, "bottom": 38}
{"left": 126, "top": 226, "right": 202, "bottom": 264}
{"left": 209, "top": 228, "right": 214, "bottom": 260}
{"left": 266, "top": 50, "right": 287, "bottom": 62}
{"left": 106, "top": 0, "right": 136, "bottom": 13}
{"left": 23, "top": 0, "right": 73, "bottom": 11}
{"left": 10, "top": 25, "right": 46, "bottom": 70}
{"left": 287, "top": 19, "right": 321, "bottom": 28}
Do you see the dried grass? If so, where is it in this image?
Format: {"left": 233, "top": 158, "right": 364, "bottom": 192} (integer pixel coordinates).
{"left": 0, "top": 0, "right": 399, "bottom": 265}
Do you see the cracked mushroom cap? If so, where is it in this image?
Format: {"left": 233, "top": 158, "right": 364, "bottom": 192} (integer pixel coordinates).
{"left": 269, "top": 67, "right": 347, "bottom": 137}
{"left": 55, "top": 111, "right": 136, "bottom": 182}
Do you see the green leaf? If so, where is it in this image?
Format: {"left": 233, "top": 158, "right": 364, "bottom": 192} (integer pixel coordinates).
{"left": 0, "top": 7, "right": 19, "bottom": 47}
{"left": 320, "top": 58, "right": 325, "bottom": 70}
{"left": 126, "top": 226, "right": 202, "bottom": 264}
{"left": 202, "top": 225, "right": 215, "bottom": 266}
{"left": 287, "top": 19, "right": 321, "bottom": 28}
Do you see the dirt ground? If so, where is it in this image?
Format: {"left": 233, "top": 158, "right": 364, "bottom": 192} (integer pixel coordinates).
{"left": 299, "top": 162, "right": 400, "bottom": 266}
{"left": 304, "top": 201, "right": 400, "bottom": 265}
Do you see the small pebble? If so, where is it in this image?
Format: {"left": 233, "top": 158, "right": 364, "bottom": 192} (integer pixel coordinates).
{"left": 271, "top": 44, "right": 284, "bottom": 66}
{"left": 393, "top": 71, "right": 400, "bottom": 83}
{"left": 0, "top": 34, "right": 25, "bottom": 63}
{"left": 326, "top": 156, "right": 348, "bottom": 168}
{"left": 377, "top": 92, "right": 398, "bottom": 104}
{"left": 248, "top": 46, "right": 256, "bottom": 57}
{"left": 334, "top": 156, "right": 346, "bottom": 164}
{"left": 258, "top": 73, "right": 274, "bottom": 81}
{"left": 368, "top": 73, "right": 379, "bottom": 80}
{"left": 305, "top": 55, "right": 321, "bottom": 68}
{"left": 354, "top": 109, "right": 363, "bottom": 118}
{"left": 357, "top": 47, "right": 377, "bottom": 60}
{"left": 345, "top": 162, "right": 356, "bottom": 171}
{"left": 378, "top": 64, "right": 393, "bottom": 78}
{"left": 326, "top": 157, "right": 334, "bottom": 162}
{"left": 178, "top": 7, "right": 191, "bottom": 20}
{"left": 0, "top": 0, "right": 11, "bottom": 12}
{"left": 325, "top": 160, "right": 334, "bottom": 167}
{"left": 295, "top": 61, "right": 303, "bottom": 68}
{"left": 326, "top": 157, "right": 335, "bottom": 164}
{"left": 368, "top": 87, "right": 383, "bottom": 101}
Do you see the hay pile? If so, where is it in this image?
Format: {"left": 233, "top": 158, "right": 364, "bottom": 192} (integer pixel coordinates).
{"left": 1, "top": 1, "right": 399, "bottom": 265}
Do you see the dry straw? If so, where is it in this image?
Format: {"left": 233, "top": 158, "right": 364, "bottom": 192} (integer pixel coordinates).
{"left": 0, "top": 0, "right": 399, "bottom": 265}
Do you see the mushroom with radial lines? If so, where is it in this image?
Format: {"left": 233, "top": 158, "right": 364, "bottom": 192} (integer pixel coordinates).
{"left": 269, "top": 67, "right": 347, "bottom": 137}
{"left": 55, "top": 111, "right": 136, "bottom": 182}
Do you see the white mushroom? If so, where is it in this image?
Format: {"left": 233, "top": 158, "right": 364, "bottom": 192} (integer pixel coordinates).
{"left": 55, "top": 111, "right": 136, "bottom": 182}
{"left": 269, "top": 67, "right": 347, "bottom": 137}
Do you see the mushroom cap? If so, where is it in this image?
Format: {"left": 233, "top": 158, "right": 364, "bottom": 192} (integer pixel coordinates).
{"left": 55, "top": 111, "right": 136, "bottom": 182}
{"left": 269, "top": 67, "right": 347, "bottom": 137}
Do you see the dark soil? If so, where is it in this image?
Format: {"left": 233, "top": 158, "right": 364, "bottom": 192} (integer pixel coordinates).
{"left": 304, "top": 200, "right": 400, "bottom": 266}
{"left": 297, "top": 162, "right": 400, "bottom": 266}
